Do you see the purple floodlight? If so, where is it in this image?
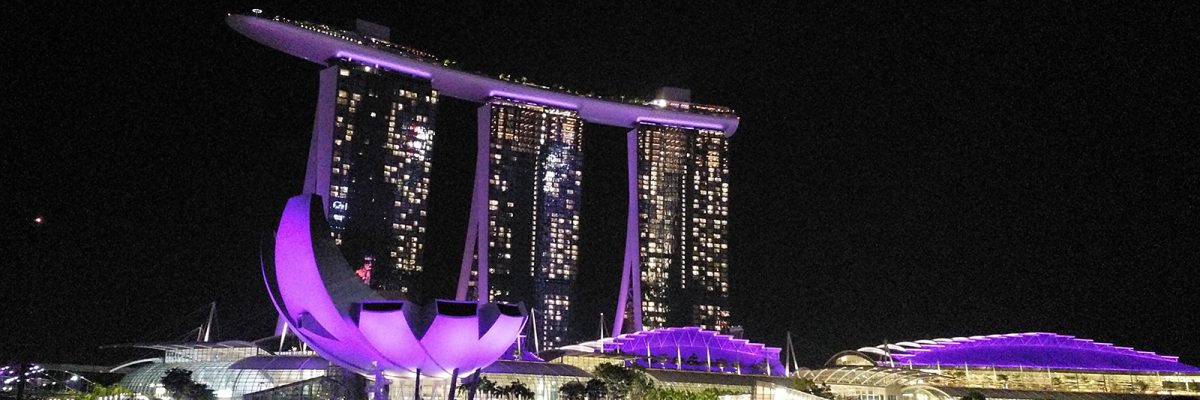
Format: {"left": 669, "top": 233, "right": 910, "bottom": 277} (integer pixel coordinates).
{"left": 602, "top": 327, "right": 786, "bottom": 376}
{"left": 858, "top": 332, "right": 1200, "bottom": 373}
{"left": 264, "top": 194, "right": 527, "bottom": 378}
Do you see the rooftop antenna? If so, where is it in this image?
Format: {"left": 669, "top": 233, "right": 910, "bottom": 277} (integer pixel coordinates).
{"left": 883, "top": 339, "right": 895, "bottom": 368}
{"left": 599, "top": 313, "right": 606, "bottom": 340}
{"left": 530, "top": 308, "right": 541, "bottom": 353}
{"left": 203, "top": 302, "right": 217, "bottom": 342}
{"left": 785, "top": 331, "right": 800, "bottom": 376}
{"left": 278, "top": 323, "right": 290, "bottom": 352}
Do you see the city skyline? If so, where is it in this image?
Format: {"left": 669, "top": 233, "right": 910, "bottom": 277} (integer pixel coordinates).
{"left": 236, "top": 12, "right": 745, "bottom": 349}
{"left": 5, "top": 2, "right": 1198, "bottom": 369}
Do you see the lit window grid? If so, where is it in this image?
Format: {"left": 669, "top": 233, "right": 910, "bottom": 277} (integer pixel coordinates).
{"left": 466, "top": 97, "right": 583, "bottom": 348}
{"left": 636, "top": 124, "right": 690, "bottom": 329}
{"left": 324, "top": 60, "right": 437, "bottom": 293}
{"left": 686, "top": 129, "right": 731, "bottom": 327}
{"left": 635, "top": 124, "right": 731, "bottom": 331}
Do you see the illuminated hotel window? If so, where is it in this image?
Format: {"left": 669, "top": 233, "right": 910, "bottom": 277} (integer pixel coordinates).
{"left": 461, "top": 97, "right": 582, "bottom": 349}
{"left": 318, "top": 58, "right": 438, "bottom": 294}
{"left": 633, "top": 123, "right": 730, "bottom": 332}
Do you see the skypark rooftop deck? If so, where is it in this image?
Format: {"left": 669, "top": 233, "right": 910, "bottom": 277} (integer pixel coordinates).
{"left": 227, "top": 13, "right": 740, "bottom": 136}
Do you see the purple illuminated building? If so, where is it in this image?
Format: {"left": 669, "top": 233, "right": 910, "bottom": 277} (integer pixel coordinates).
{"left": 602, "top": 327, "right": 786, "bottom": 376}
{"left": 228, "top": 13, "right": 741, "bottom": 343}
{"left": 263, "top": 194, "right": 527, "bottom": 381}
{"left": 831, "top": 332, "right": 1200, "bottom": 373}
{"left": 813, "top": 333, "right": 1200, "bottom": 399}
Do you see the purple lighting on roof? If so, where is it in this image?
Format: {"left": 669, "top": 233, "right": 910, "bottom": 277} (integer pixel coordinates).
{"left": 602, "top": 327, "right": 786, "bottom": 376}
{"left": 334, "top": 51, "right": 433, "bottom": 79}
{"left": 865, "top": 333, "right": 1200, "bottom": 373}
{"left": 225, "top": 14, "right": 740, "bottom": 136}
{"left": 636, "top": 117, "right": 726, "bottom": 131}
{"left": 488, "top": 90, "right": 579, "bottom": 110}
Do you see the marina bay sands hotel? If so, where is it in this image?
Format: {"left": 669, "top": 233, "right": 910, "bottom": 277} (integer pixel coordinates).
{"left": 229, "top": 13, "right": 739, "bottom": 349}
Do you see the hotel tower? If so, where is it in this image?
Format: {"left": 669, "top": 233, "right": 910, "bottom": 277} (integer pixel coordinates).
{"left": 229, "top": 15, "right": 740, "bottom": 344}
{"left": 616, "top": 89, "right": 732, "bottom": 335}
{"left": 303, "top": 56, "right": 438, "bottom": 295}
{"left": 458, "top": 97, "right": 584, "bottom": 349}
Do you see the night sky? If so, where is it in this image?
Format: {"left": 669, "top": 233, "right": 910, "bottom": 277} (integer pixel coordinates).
{"left": 5, "top": 2, "right": 1198, "bottom": 368}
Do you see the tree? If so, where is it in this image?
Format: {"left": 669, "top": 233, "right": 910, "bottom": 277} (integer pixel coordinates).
{"left": 74, "top": 384, "right": 134, "bottom": 400}
{"left": 161, "top": 368, "right": 194, "bottom": 398}
{"left": 960, "top": 391, "right": 986, "bottom": 400}
{"left": 460, "top": 376, "right": 498, "bottom": 400}
{"left": 749, "top": 359, "right": 770, "bottom": 375}
{"left": 502, "top": 381, "right": 534, "bottom": 400}
{"left": 698, "top": 388, "right": 745, "bottom": 400}
{"left": 585, "top": 378, "right": 608, "bottom": 400}
{"left": 560, "top": 381, "right": 588, "bottom": 400}
{"left": 160, "top": 368, "right": 215, "bottom": 400}
{"left": 480, "top": 377, "right": 499, "bottom": 399}
{"left": 184, "top": 383, "right": 216, "bottom": 400}
{"left": 645, "top": 387, "right": 745, "bottom": 400}
{"left": 594, "top": 363, "right": 655, "bottom": 400}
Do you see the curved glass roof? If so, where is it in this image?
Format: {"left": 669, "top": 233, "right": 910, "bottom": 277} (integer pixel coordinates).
{"left": 601, "top": 327, "right": 786, "bottom": 376}
{"left": 848, "top": 332, "right": 1200, "bottom": 373}
{"left": 804, "top": 366, "right": 941, "bottom": 387}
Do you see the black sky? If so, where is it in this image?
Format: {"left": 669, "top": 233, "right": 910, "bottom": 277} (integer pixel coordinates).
{"left": 4, "top": 1, "right": 1198, "bottom": 368}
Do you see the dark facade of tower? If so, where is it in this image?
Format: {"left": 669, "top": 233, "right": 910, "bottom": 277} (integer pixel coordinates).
{"left": 304, "top": 59, "right": 438, "bottom": 295}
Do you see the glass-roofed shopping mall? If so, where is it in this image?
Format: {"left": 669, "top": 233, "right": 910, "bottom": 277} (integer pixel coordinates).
{"left": 808, "top": 332, "right": 1200, "bottom": 400}
{"left": 105, "top": 330, "right": 1200, "bottom": 400}
{"left": 114, "top": 328, "right": 823, "bottom": 400}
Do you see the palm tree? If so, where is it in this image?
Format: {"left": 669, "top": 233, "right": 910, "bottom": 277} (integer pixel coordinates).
{"left": 507, "top": 381, "right": 534, "bottom": 400}
{"left": 460, "top": 376, "right": 498, "bottom": 400}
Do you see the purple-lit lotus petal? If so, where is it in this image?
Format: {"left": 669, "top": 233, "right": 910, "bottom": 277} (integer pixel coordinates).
{"left": 471, "top": 304, "right": 527, "bottom": 367}
{"left": 418, "top": 301, "right": 484, "bottom": 373}
{"left": 264, "top": 194, "right": 527, "bottom": 378}
{"left": 357, "top": 302, "right": 429, "bottom": 370}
